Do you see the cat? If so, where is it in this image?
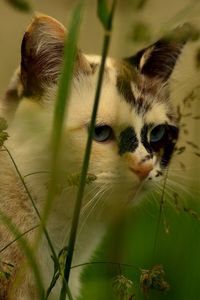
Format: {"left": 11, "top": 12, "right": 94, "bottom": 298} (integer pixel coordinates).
{"left": 0, "top": 14, "right": 190, "bottom": 300}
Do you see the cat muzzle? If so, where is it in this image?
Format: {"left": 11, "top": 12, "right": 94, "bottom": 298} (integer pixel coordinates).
{"left": 130, "top": 163, "right": 153, "bottom": 180}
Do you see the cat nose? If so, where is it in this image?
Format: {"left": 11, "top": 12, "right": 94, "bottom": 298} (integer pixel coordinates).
{"left": 130, "top": 162, "right": 153, "bottom": 180}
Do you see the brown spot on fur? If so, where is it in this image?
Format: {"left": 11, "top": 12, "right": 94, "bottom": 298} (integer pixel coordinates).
{"left": 114, "top": 60, "right": 138, "bottom": 105}
{"left": 116, "top": 76, "right": 135, "bottom": 105}
{"left": 135, "top": 96, "right": 152, "bottom": 115}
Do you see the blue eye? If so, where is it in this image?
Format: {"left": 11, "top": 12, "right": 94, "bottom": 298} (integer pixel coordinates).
{"left": 93, "top": 125, "right": 113, "bottom": 142}
{"left": 150, "top": 125, "right": 166, "bottom": 143}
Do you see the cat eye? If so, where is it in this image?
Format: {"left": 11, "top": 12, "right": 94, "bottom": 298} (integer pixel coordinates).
{"left": 150, "top": 125, "right": 166, "bottom": 143}
{"left": 93, "top": 125, "right": 113, "bottom": 142}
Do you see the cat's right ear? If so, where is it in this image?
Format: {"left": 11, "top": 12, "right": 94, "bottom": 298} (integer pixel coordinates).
{"left": 126, "top": 24, "right": 192, "bottom": 82}
{"left": 21, "top": 14, "right": 92, "bottom": 97}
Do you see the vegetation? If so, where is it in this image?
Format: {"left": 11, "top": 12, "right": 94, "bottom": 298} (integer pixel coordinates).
{"left": 1, "top": 0, "right": 200, "bottom": 299}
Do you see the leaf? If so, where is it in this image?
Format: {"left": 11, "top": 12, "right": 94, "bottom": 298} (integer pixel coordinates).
{"left": 97, "top": 0, "right": 116, "bottom": 30}
{"left": 130, "top": 21, "right": 151, "bottom": 43}
{"left": 97, "top": 0, "right": 110, "bottom": 29}
{"left": 59, "top": 1, "right": 116, "bottom": 298}
{"left": 6, "top": 0, "right": 31, "bottom": 12}
{"left": 186, "top": 141, "right": 199, "bottom": 150}
{"left": 0, "top": 118, "right": 8, "bottom": 131}
{"left": 43, "top": 0, "right": 85, "bottom": 229}
{"left": 0, "top": 118, "right": 9, "bottom": 147}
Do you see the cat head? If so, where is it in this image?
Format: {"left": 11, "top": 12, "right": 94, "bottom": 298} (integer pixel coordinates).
{"left": 8, "top": 15, "right": 191, "bottom": 203}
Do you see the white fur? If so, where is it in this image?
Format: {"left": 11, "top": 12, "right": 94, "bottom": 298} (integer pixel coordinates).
{"left": 1, "top": 54, "right": 176, "bottom": 299}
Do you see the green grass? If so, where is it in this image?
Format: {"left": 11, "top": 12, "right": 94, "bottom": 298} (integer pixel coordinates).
{"left": 79, "top": 191, "right": 200, "bottom": 300}
{"left": 2, "top": 1, "right": 200, "bottom": 300}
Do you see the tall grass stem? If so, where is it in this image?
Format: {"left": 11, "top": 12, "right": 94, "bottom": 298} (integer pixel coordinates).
{"left": 59, "top": 1, "right": 117, "bottom": 299}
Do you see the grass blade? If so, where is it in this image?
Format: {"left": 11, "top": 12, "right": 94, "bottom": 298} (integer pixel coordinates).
{"left": 3, "top": 145, "right": 58, "bottom": 265}
{"left": 0, "top": 225, "right": 38, "bottom": 254}
{"left": 41, "top": 0, "right": 84, "bottom": 234}
{"left": 6, "top": 0, "right": 32, "bottom": 12}
{"left": 0, "top": 210, "right": 44, "bottom": 299}
{"left": 59, "top": 1, "right": 117, "bottom": 299}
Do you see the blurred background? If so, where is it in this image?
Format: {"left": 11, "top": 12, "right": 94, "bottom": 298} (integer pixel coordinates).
{"left": 1, "top": 0, "right": 200, "bottom": 96}
{"left": 1, "top": 1, "right": 200, "bottom": 299}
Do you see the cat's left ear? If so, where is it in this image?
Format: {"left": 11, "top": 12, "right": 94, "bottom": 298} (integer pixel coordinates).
{"left": 21, "top": 14, "right": 92, "bottom": 97}
{"left": 126, "top": 24, "right": 192, "bottom": 82}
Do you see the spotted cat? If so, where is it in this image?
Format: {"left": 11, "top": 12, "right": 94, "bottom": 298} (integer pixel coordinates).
{"left": 0, "top": 14, "right": 190, "bottom": 300}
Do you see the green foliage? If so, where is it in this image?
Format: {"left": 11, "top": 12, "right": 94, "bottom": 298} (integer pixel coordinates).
{"left": 140, "top": 265, "right": 170, "bottom": 295}
{"left": 60, "top": 2, "right": 117, "bottom": 300}
{"left": 2, "top": 1, "right": 200, "bottom": 300}
{"left": 79, "top": 193, "right": 200, "bottom": 300}
{"left": 113, "top": 274, "right": 135, "bottom": 300}
{"left": 0, "top": 118, "right": 8, "bottom": 147}
{"left": 46, "top": 248, "right": 68, "bottom": 299}
{"left": 52, "top": 3, "right": 84, "bottom": 153}
{"left": 97, "top": 0, "right": 111, "bottom": 29}
{"left": 131, "top": 0, "right": 148, "bottom": 10}
{"left": 0, "top": 210, "right": 45, "bottom": 299}
{"left": 43, "top": 2, "right": 85, "bottom": 299}
{"left": 42, "top": 1, "right": 85, "bottom": 232}
{"left": 97, "top": 0, "right": 116, "bottom": 30}
{"left": 6, "top": 0, "right": 31, "bottom": 12}
{"left": 129, "top": 21, "right": 151, "bottom": 43}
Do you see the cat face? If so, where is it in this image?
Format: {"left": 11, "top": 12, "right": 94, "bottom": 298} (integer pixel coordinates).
{"left": 56, "top": 57, "right": 179, "bottom": 196}
{"left": 8, "top": 15, "right": 190, "bottom": 204}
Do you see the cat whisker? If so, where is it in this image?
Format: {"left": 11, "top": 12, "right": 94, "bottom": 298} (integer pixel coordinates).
{"left": 77, "top": 185, "right": 110, "bottom": 238}
{"left": 59, "top": 184, "right": 105, "bottom": 248}
{"left": 81, "top": 184, "right": 105, "bottom": 217}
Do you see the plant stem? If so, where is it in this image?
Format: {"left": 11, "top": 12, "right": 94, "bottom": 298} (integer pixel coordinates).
{"left": 71, "top": 261, "right": 140, "bottom": 271}
{"left": 59, "top": 1, "right": 116, "bottom": 299}
{"left": 41, "top": 0, "right": 84, "bottom": 228}
{"left": 0, "top": 224, "right": 39, "bottom": 253}
{"left": 23, "top": 171, "right": 50, "bottom": 178}
{"left": 40, "top": 2, "right": 83, "bottom": 299}
{"left": 0, "top": 210, "right": 45, "bottom": 299}
{"left": 152, "top": 169, "right": 168, "bottom": 259}
{"left": 3, "top": 145, "right": 57, "bottom": 261}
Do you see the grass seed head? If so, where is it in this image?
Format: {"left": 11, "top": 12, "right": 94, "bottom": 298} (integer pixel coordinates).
{"left": 140, "top": 265, "right": 170, "bottom": 295}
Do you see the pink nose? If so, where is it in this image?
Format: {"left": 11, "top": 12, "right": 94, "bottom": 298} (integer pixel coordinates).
{"left": 130, "top": 163, "right": 153, "bottom": 180}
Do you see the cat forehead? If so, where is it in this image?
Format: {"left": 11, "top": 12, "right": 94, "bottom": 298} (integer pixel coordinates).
{"left": 45, "top": 55, "right": 173, "bottom": 132}
{"left": 67, "top": 56, "right": 171, "bottom": 127}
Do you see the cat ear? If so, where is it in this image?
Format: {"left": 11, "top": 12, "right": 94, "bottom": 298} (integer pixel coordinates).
{"left": 21, "top": 14, "right": 92, "bottom": 97}
{"left": 126, "top": 24, "right": 191, "bottom": 82}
